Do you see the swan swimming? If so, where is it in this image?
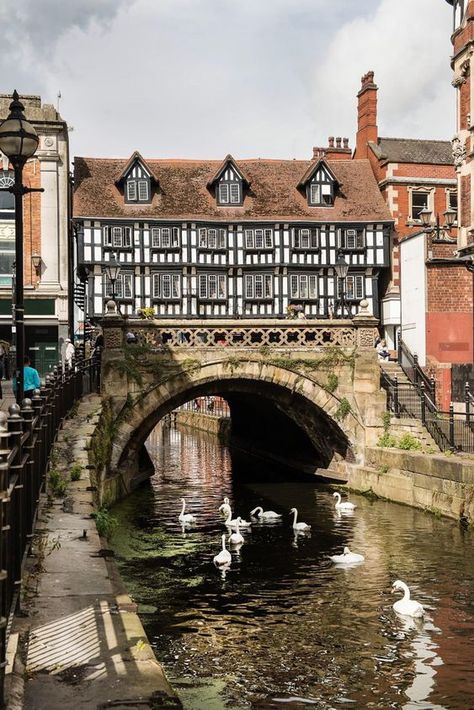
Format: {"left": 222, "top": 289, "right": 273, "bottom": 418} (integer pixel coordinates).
{"left": 228, "top": 518, "right": 245, "bottom": 545}
{"left": 213, "top": 534, "right": 232, "bottom": 566}
{"left": 392, "top": 580, "right": 424, "bottom": 618}
{"left": 219, "top": 497, "right": 231, "bottom": 517}
{"left": 330, "top": 546, "right": 365, "bottom": 564}
{"left": 223, "top": 507, "right": 251, "bottom": 529}
{"left": 333, "top": 492, "right": 356, "bottom": 511}
{"left": 178, "top": 498, "right": 196, "bottom": 524}
{"left": 250, "top": 506, "right": 282, "bottom": 521}
{"left": 290, "top": 508, "right": 311, "bottom": 532}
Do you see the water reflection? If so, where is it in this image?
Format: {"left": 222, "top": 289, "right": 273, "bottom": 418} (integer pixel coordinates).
{"left": 111, "top": 423, "right": 474, "bottom": 710}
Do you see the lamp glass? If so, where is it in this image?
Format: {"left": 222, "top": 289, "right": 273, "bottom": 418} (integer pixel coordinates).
{"left": 334, "top": 253, "right": 349, "bottom": 280}
{"left": 0, "top": 116, "right": 39, "bottom": 160}
{"left": 31, "top": 254, "right": 41, "bottom": 269}
{"left": 444, "top": 208, "right": 456, "bottom": 227}
{"left": 105, "top": 254, "right": 121, "bottom": 282}
{"left": 419, "top": 208, "right": 432, "bottom": 227}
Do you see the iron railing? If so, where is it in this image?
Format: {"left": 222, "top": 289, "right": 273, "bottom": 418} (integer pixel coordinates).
{"left": 0, "top": 356, "right": 98, "bottom": 703}
{"left": 178, "top": 397, "right": 230, "bottom": 418}
{"left": 398, "top": 339, "right": 436, "bottom": 402}
{"left": 381, "top": 370, "right": 474, "bottom": 452}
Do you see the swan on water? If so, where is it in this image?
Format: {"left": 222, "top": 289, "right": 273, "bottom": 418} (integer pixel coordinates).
{"left": 330, "top": 546, "right": 365, "bottom": 564}
{"left": 333, "top": 492, "right": 356, "bottom": 511}
{"left": 250, "top": 506, "right": 282, "bottom": 521}
{"left": 228, "top": 518, "right": 245, "bottom": 545}
{"left": 290, "top": 508, "right": 311, "bottom": 532}
{"left": 213, "top": 534, "right": 232, "bottom": 566}
{"left": 223, "top": 507, "right": 251, "bottom": 529}
{"left": 392, "top": 580, "right": 424, "bottom": 618}
{"left": 178, "top": 498, "right": 196, "bottom": 524}
{"left": 219, "top": 497, "right": 231, "bottom": 517}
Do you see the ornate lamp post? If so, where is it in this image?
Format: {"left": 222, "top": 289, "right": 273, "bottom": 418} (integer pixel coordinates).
{"left": 419, "top": 207, "right": 457, "bottom": 239}
{"left": 0, "top": 91, "right": 41, "bottom": 403}
{"left": 103, "top": 252, "right": 121, "bottom": 304}
{"left": 334, "top": 251, "right": 349, "bottom": 317}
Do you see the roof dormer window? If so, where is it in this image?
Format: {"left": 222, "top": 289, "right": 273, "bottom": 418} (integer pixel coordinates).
{"left": 126, "top": 177, "right": 150, "bottom": 203}
{"left": 308, "top": 169, "right": 334, "bottom": 206}
{"left": 218, "top": 182, "right": 241, "bottom": 205}
{"left": 208, "top": 155, "right": 249, "bottom": 207}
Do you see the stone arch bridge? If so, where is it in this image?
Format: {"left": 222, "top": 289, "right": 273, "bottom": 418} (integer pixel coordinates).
{"left": 95, "top": 303, "right": 385, "bottom": 503}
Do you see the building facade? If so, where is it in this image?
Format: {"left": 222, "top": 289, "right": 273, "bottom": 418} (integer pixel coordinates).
{"left": 0, "top": 94, "right": 70, "bottom": 374}
{"left": 73, "top": 150, "right": 392, "bottom": 322}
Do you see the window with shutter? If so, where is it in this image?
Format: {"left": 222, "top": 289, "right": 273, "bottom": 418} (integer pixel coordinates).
{"left": 123, "top": 227, "right": 132, "bottom": 247}
{"left": 230, "top": 184, "right": 240, "bottom": 203}
{"left": 127, "top": 181, "right": 137, "bottom": 201}
{"left": 112, "top": 227, "right": 122, "bottom": 247}
{"left": 138, "top": 180, "right": 149, "bottom": 201}
{"left": 103, "top": 226, "right": 112, "bottom": 246}
{"left": 218, "top": 184, "right": 229, "bottom": 204}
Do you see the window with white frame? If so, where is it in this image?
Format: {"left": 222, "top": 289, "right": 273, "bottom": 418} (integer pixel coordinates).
{"left": 244, "top": 228, "right": 273, "bottom": 249}
{"left": 218, "top": 181, "right": 241, "bottom": 205}
{"left": 307, "top": 175, "right": 334, "bottom": 206}
{"left": 152, "top": 273, "right": 180, "bottom": 299}
{"left": 293, "top": 227, "right": 319, "bottom": 249}
{"left": 151, "top": 226, "right": 180, "bottom": 248}
{"left": 198, "top": 227, "right": 226, "bottom": 249}
{"left": 245, "top": 273, "right": 273, "bottom": 300}
{"left": 338, "top": 274, "right": 364, "bottom": 300}
{"left": 338, "top": 228, "right": 365, "bottom": 249}
{"left": 104, "top": 272, "right": 133, "bottom": 299}
{"left": 103, "top": 225, "right": 133, "bottom": 248}
{"left": 126, "top": 178, "right": 150, "bottom": 203}
{"left": 198, "top": 273, "right": 227, "bottom": 300}
{"left": 0, "top": 224, "right": 14, "bottom": 286}
{"left": 410, "top": 190, "right": 430, "bottom": 221}
{"left": 0, "top": 172, "right": 14, "bottom": 211}
{"left": 290, "top": 274, "right": 318, "bottom": 300}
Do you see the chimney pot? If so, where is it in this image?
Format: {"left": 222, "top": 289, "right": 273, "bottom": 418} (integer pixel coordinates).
{"left": 328, "top": 136, "right": 335, "bottom": 148}
{"left": 343, "top": 138, "right": 349, "bottom": 149}
{"left": 336, "top": 137, "right": 342, "bottom": 148}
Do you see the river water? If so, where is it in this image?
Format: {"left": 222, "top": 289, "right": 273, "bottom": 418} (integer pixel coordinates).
{"left": 111, "top": 423, "right": 474, "bottom": 709}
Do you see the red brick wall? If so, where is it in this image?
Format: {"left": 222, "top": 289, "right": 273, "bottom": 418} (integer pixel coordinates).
{"left": 461, "top": 173, "right": 471, "bottom": 229}
{"left": 460, "top": 72, "right": 471, "bottom": 132}
{"left": 22, "top": 158, "right": 42, "bottom": 288}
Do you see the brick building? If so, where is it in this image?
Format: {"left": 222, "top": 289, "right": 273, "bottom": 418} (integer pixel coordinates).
{"left": 0, "top": 94, "right": 70, "bottom": 374}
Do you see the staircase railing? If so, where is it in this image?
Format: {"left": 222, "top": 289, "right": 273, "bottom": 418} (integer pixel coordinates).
{"left": 398, "top": 339, "right": 436, "bottom": 402}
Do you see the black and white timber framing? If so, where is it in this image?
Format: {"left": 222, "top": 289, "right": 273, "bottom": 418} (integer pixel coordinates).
{"left": 73, "top": 153, "right": 393, "bottom": 320}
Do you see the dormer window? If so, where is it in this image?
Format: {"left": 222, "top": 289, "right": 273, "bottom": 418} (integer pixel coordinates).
{"left": 218, "top": 182, "right": 241, "bottom": 205}
{"left": 208, "top": 155, "right": 249, "bottom": 207}
{"left": 116, "top": 152, "right": 157, "bottom": 205}
{"left": 297, "top": 159, "right": 337, "bottom": 208}
{"left": 126, "top": 178, "right": 150, "bottom": 202}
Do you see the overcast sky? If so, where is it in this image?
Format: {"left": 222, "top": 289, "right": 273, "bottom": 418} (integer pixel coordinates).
{"left": 1, "top": 0, "right": 455, "bottom": 160}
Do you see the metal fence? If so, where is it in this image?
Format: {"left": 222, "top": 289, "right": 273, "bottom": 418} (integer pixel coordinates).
{"left": 178, "top": 397, "right": 230, "bottom": 418}
{"left": 381, "top": 370, "right": 474, "bottom": 452}
{"left": 0, "top": 356, "right": 98, "bottom": 703}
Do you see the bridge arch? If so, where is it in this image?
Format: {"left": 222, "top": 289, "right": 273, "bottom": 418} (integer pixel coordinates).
{"left": 107, "top": 359, "right": 366, "bottom": 493}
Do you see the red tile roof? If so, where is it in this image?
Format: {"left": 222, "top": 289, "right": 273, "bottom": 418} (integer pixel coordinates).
{"left": 73, "top": 156, "right": 393, "bottom": 223}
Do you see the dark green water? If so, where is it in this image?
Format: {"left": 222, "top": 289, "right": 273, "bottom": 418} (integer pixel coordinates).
{"left": 111, "top": 423, "right": 474, "bottom": 709}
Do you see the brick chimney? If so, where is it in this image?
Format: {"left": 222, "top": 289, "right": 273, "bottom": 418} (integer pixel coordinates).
{"left": 312, "top": 137, "right": 351, "bottom": 161}
{"left": 355, "top": 70, "right": 378, "bottom": 159}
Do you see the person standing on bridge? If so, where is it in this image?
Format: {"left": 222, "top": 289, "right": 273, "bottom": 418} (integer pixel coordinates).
{"left": 12, "top": 356, "right": 41, "bottom": 400}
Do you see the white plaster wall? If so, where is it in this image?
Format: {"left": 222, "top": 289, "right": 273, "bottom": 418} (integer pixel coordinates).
{"left": 400, "top": 233, "right": 426, "bottom": 365}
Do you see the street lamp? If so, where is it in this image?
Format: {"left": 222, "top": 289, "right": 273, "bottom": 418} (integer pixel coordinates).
{"left": 419, "top": 207, "right": 457, "bottom": 239}
{"left": 103, "top": 252, "right": 121, "bottom": 303}
{"left": 334, "top": 251, "right": 349, "bottom": 317}
{"left": 0, "top": 91, "right": 41, "bottom": 403}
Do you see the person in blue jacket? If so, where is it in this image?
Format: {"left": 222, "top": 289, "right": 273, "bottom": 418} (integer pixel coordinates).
{"left": 13, "top": 356, "right": 41, "bottom": 400}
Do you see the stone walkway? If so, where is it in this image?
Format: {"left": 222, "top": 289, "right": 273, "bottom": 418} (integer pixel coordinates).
{"left": 6, "top": 395, "right": 179, "bottom": 710}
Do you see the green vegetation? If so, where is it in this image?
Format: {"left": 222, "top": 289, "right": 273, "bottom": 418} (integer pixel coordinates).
{"left": 334, "top": 397, "right": 352, "bottom": 421}
{"left": 48, "top": 469, "right": 69, "bottom": 498}
{"left": 325, "top": 372, "right": 339, "bottom": 393}
{"left": 92, "top": 507, "right": 118, "bottom": 539}
{"left": 138, "top": 307, "right": 156, "bottom": 319}
{"left": 70, "top": 464, "right": 82, "bottom": 481}
{"left": 397, "top": 433, "right": 422, "bottom": 451}
{"left": 379, "top": 464, "right": 390, "bottom": 475}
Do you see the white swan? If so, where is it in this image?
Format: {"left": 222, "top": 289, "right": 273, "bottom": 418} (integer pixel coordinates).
{"left": 290, "top": 508, "right": 311, "bottom": 532}
{"left": 392, "top": 580, "right": 424, "bottom": 618}
{"left": 223, "top": 508, "right": 251, "bottom": 529}
{"left": 250, "top": 506, "right": 282, "bottom": 521}
{"left": 219, "top": 497, "right": 231, "bottom": 517}
{"left": 333, "top": 492, "right": 356, "bottom": 511}
{"left": 213, "top": 534, "right": 232, "bottom": 566}
{"left": 228, "top": 518, "right": 245, "bottom": 545}
{"left": 330, "top": 546, "right": 365, "bottom": 564}
{"left": 178, "top": 498, "right": 196, "bottom": 524}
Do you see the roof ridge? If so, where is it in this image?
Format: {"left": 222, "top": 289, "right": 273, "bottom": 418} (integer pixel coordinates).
{"left": 379, "top": 136, "right": 452, "bottom": 144}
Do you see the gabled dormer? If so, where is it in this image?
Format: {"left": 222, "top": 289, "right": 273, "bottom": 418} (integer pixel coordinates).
{"left": 207, "top": 154, "right": 250, "bottom": 206}
{"left": 115, "top": 151, "right": 158, "bottom": 204}
{"left": 297, "top": 159, "right": 338, "bottom": 207}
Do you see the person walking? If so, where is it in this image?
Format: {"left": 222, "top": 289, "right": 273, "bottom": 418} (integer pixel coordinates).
{"left": 13, "top": 357, "right": 41, "bottom": 400}
{"left": 65, "top": 338, "right": 75, "bottom": 368}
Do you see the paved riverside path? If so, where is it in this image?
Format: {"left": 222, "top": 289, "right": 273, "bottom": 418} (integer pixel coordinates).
{"left": 8, "top": 395, "right": 180, "bottom": 710}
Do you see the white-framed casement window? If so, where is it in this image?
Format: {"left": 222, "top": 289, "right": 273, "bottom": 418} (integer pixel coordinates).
{"left": 151, "top": 226, "right": 180, "bottom": 248}
{"left": 308, "top": 179, "right": 334, "bottom": 206}
{"left": 290, "top": 274, "right": 318, "bottom": 300}
{"left": 152, "top": 273, "right": 181, "bottom": 300}
{"left": 126, "top": 178, "right": 150, "bottom": 203}
{"left": 0, "top": 225, "right": 14, "bottom": 287}
{"left": 338, "top": 228, "right": 365, "bottom": 250}
{"left": 198, "top": 273, "right": 227, "bottom": 300}
{"left": 103, "top": 225, "right": 133, "bottom": 248}
{"left": 409, "top": 189, "right": 431, "bottom": 221}
{"left": 104, "top": 272, "right": 133, "bottom": 299}
{"left": 338, "top": 274, "right": 364, "bottom": 300}
{"left": 198, "top": 227, "right": 227, "bottom": 249}
{"left": 244, "top": 228, "right": 273, "bottom": 249}
{"left": 293, "top": 227, "right": 319, "bottom": 249}
{"left": 245, "top": 273, "right": 273, "bottom": 300}
{"left": 446, "top": 189, "right": 458, "bottom": 221}
{"left": 218, "top": 181, "right": 241, "bottom": 205}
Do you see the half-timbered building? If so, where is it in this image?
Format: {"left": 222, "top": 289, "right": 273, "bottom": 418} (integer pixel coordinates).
{"left": 73, "top": 148, "right": 393, "bottom": 320}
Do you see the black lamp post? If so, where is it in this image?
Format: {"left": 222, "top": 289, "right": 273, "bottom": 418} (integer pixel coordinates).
{"left": 419, "top": 207, "right": 457, "bottom": 239}
{"left": 104, "top": 252, "right": 121, "bottom": 304}
{"left": 334, "top": 251, "right": 349, "bottom": 317}
{"left": 0, "top": 91, "right": 42, "bottom": 403}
